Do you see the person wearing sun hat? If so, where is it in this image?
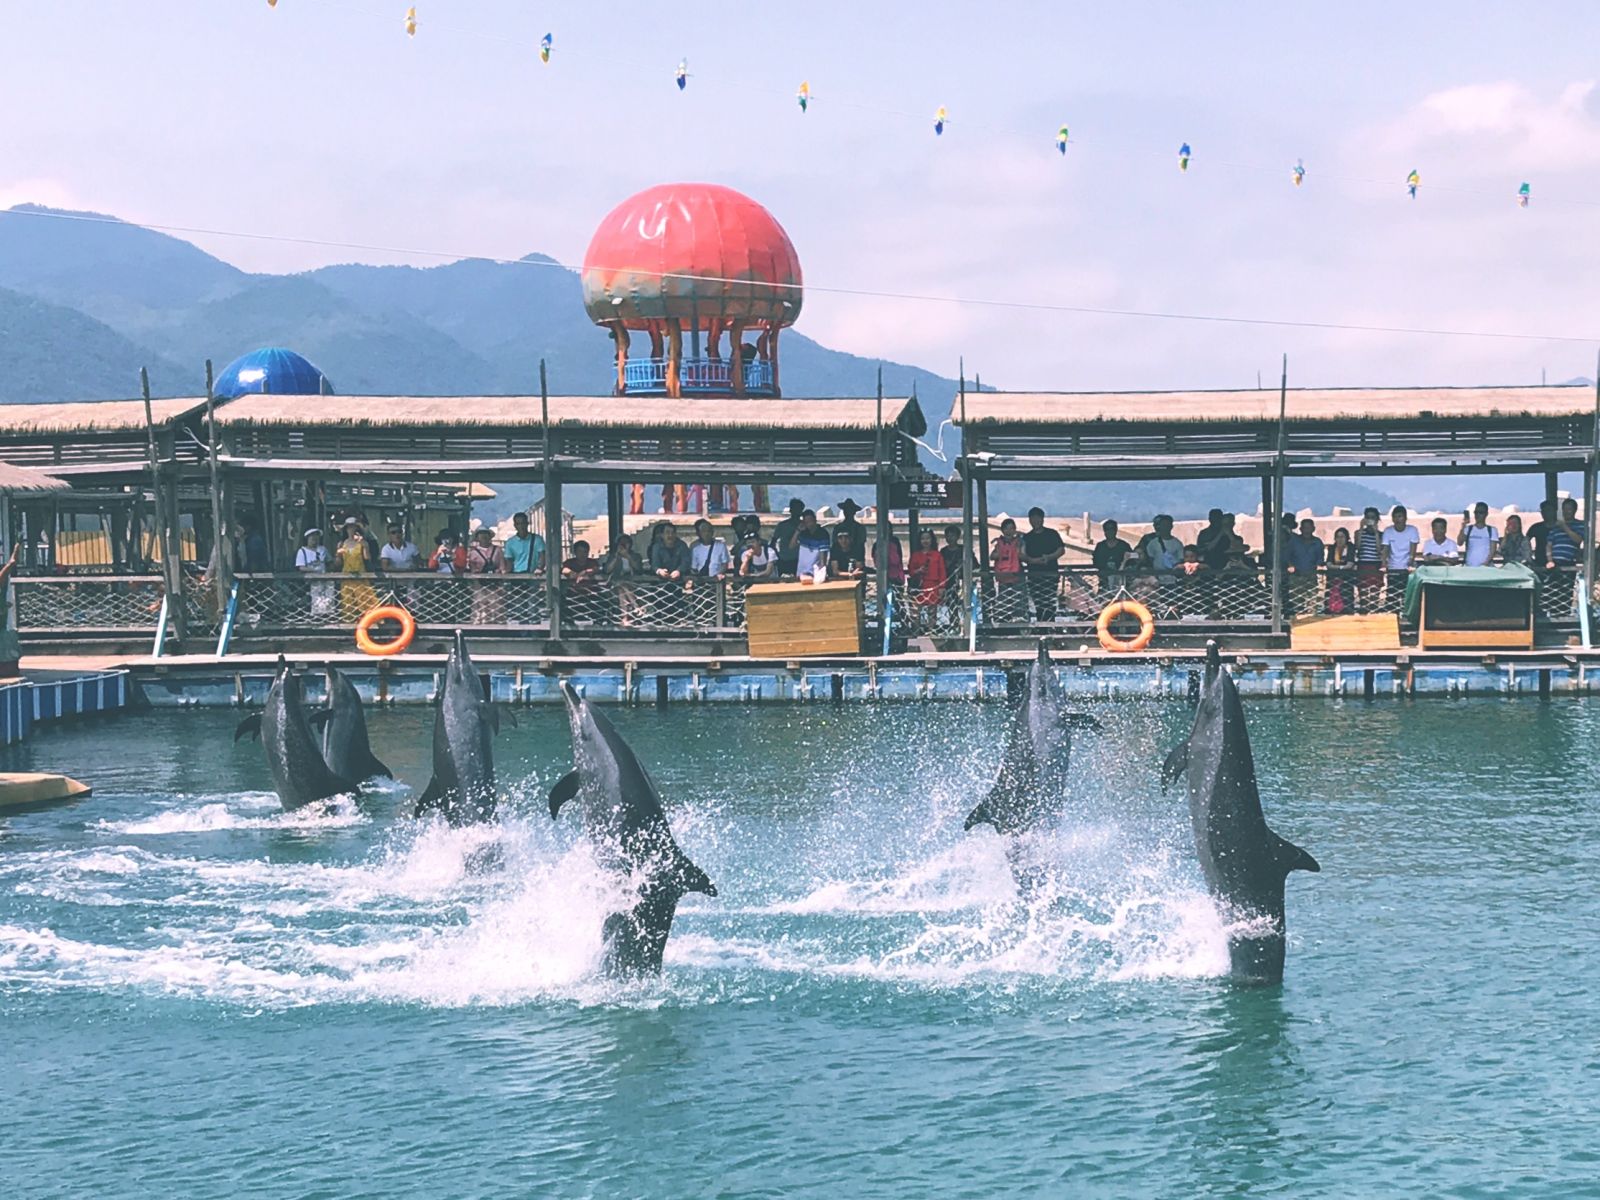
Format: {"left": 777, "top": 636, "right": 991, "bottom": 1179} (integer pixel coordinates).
{"left": 831, "top": 497, "right": 867, "bottom": 558}
{"left": 295, "top": 527, "right": 335, "bottom": 617}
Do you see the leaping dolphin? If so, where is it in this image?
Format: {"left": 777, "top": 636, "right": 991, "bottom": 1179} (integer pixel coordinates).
{"left": 965, "top": 643, "right": 1102, "bottom": 835}
{"left": 1162, "top": 642, "right": 1320, "bottom": 985}
{"left": 413, "top": 630, "right": 513, "bottom": 825}
{"left": 310, "top": 667, "right": 392, "bottom": 783}
{"left": 549, "top": 681, "right": 716, "bottom": 978}
{"left": 234, "top": 658, "right": 359, "bottom": 811}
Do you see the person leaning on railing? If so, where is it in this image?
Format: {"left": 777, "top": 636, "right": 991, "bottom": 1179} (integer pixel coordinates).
{"left": 1324, "top": 527, "right": 1355, "bottom": 614}
{"left": 989, "top": 517, "right": 1025, "bottom": 621}
{"left": 0, "top": 544, "right": 22, "bottom": 677}
{"left": 1284, "top": 518, "right": 1325, "bottom": 616}
{"left": 336, "top": 517, "right": 379, "bottom": 622}
{"left": 467, "top": 527, "right": 508, "bottom": 624}
{"left": 295, "top": 528, "right": 335, "bottom": 618}
{"left": 1498, "top": 514, "right": 1530, "bottom": 566}
{"left": 602, "top": 534, "right": 643, "bottom": 626}
{"left": 736, "top": 518, "right": 776, "bottom": 582}
{"left": 909, "top": 529, "right": 949, "bottom": 628}
{"left": 562, "top": 540, "right": 602, "bottom": 623}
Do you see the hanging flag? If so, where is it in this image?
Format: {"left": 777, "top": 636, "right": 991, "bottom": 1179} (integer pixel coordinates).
{"left": 1407, "top": 169, "right": 1420, "bottom": 199}
{"left": 1178, "top": 142, "right": 1191, "bottom": 172}
{"left": 404, "top": 6, "right": 416, "bottom": 36}
{"left": 797, "top": 81, "right": 810, "bottom": 113}
{"left": 934, "top": 106, "right": 948, "bottom": 136}
{"left": 676, "top": 59, "right": 688, "bottom": 90}
{"left": 540, "top": 32, "right": 552, "bottom": 64}
{"left": 1518, "top": 181, "right": 1531, "bottom": 208}
{"left": 1293, "top": 158, "right": 1305, "bottom": 187}
{"left": 1056, "top": 126, "right": 1069, "bottom": 155}
{"left": 268, "top": 0, "right": 278, "bottom": 7}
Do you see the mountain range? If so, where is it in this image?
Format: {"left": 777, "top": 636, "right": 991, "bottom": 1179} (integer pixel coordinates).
{"left": 0, "top": 203, "right": 1411, "bottom": 520}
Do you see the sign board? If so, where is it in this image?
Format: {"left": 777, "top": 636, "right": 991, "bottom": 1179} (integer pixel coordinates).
{"left": 890, "top": 478, "right": 961, "bottom": 510}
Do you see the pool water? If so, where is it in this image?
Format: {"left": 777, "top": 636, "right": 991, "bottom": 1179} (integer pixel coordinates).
{"left": 3, "top": 697, "right": 1598, "bottom": 1196}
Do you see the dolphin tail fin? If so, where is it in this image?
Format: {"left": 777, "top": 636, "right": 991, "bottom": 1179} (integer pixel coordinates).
{"left": 1274, "top": 833, "right": 1320, "bottom": 875}
{"left": 548, "top": 769, "right": 581, "bottom": 818}
{"left": 676, "top": 852, "right": 718, "bottom": 897}
{"left": 233, "top": 714, "right": 261, "bottom": 743}
{"left": 962, "top": 799, "right": 992, "bottom": 831}
{"left": 412, "top": 776, "right": 445, "bottom": 816}
{"left": 305, "top": 707, "right": 334, "bottom": 730}
{"left": 1159, "top": 740, "right": 1190, "bottom": 792}
{"left": 1065, "top": 712, "right": 1104, "bottom": 732}
{"left": 480, "top": 701, "right": 518, "bottom": 735}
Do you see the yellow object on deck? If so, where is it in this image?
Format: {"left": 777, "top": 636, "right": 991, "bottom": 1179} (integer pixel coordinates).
{"left": 745, "top": 580, "right": 864, "bottom": 657}
{"left": 0, "top": 772, "right": 92, "bottom": 810}
{"left": 1289, "top": 613, "right": 1402, "bottom": 652}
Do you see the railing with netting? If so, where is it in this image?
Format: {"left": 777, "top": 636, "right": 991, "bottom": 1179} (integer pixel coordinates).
{"left": 12, "top": 575, "right": 171, "bottom": 634}
{"left": 227, "top": 573, "right": 551, "bottom": 636}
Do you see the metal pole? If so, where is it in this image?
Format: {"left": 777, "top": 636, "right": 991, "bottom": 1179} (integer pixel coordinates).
{"left": 874, "top": 365, "right": 891, "bottom": 650}
{"left": 1269, "top": 355, "right": 1288, "bottom": 636}
{"left": 958, "top": 360, "right": 975, "bottom": 644}
{"left": 1583, "top": 351, "right": 1600, "bottom": 614}
{"left": 540, "top": 360, "right": 561, "bottom": 639}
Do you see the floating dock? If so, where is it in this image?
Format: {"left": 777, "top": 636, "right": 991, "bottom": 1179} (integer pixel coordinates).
{"left": 24, "top": 647, "right": 1600, "bottom": 707}
{"left": 0, "top": 669, "right": 132, "bottom": 745}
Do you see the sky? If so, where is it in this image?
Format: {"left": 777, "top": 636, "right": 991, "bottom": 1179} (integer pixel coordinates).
{"left": 4, "top": 1, "right": 1600, "bottom": 399}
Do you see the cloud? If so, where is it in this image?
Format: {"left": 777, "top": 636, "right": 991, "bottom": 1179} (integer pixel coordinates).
{"left": 1376, "top": 80, "right": 1600, "bottom": 171}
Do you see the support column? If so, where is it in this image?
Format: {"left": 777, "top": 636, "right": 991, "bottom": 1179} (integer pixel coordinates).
{"left": 1545, "top": 470, "right": 1560, "bottom": 512}
{"left": 728, "top": 319, "right": 747, "bottom": 397}
{"left": 1583, "top": 453, "right": 1597, "bottom": 616}
{"left": 545, "top": 477, "right": 563, "bottom": 639}
{"left": 976, "top": 476, "right": 991, "bottom": 577}
{"left": 768, "top": 325, "right": 782, "bottom": 396}
{"left": 610, "top": 321, "right": 630, "bottom": 395}
{"left": 606, "top": 483, "right": 624, "bottom": 554}
{"left": 960, "top": 468, "right": 975, "bottom": 642}
{"left": 665, "top": 320, "right": 683, "bottom": 399}
{"left": 875, "top": 477, "right": 891, "bottom": 651}
{"left": 1270, "top": 469, "right": 1286, "bottom": 635}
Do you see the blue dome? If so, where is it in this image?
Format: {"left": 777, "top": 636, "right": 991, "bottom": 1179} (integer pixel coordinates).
{"left": 213, "top": 348, "right": 332, "bottom": 400}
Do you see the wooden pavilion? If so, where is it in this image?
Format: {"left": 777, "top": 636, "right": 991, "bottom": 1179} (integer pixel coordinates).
{"left": 954, "top": 383, "right": 1600, "bottom": 640}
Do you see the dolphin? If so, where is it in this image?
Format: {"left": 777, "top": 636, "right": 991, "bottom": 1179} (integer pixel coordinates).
{"left": 548, "top": 681, "right": 716, "bottom": 978}
{"left": 1162, "top": 642, "right": 1320, "bottom": 984}
{"left": 965, "top": 643, "right": 1102, "bottom": 835}
{"left": 234, "top": 658, "right": 359, "bottom": 811}
{"left": 412, "top": 630, "right": 513, "bottom": 825}
{"left": 309, "top": 667, "right": 392, "bottom": 783}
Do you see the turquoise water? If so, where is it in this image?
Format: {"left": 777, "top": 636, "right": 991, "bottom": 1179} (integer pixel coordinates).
{"left": 3, "top": 696, "right": 1598, "bottom": 1197}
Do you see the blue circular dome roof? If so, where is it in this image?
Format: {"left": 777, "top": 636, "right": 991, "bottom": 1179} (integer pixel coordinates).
{"left": 213, "top": 348, "right": 332, "bottom": 400}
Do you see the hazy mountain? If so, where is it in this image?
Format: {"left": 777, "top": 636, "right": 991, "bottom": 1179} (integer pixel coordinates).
{"left": 0, "top": 285, "right": 186, "bottom": 402}
{"left": 0, "top": 202, "right": 1405, "bottom": 519}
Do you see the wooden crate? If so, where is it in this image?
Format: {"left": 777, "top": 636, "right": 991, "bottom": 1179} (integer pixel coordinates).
{"left": 745, "top": 580, "right": 864, "bottom": 657}
{"left": 1289, "top": 613, "right": 1402, "bottom": 651}
{"left": 1419, "top": 585, "right": 1533, "bottom": 649}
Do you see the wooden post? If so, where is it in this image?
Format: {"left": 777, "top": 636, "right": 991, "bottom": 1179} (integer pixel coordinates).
{"left": 540, "top": 360, "right": 561, "bottom": 638}
{"left": 204, "top": 359, "right": 232, "bottom": 615}
{"left": 959, "top": 361, "right": 975, "bottom": 642}
{"left": 141, "top": 368, "right": 186, "bottom": 640}
{"left": 665, "top": 320, "right": 683, "bottom": 399}
{"left": 1545, "top": 470, "right": 1559, "bottom": 512}
{"left": 1270, "top": 355, "right": 1288, "bottom": 636}
{"left": 976, "top": 475, "right": 991, "bottom": 577}
{"left": 606, "top": 483, "right": 624, "bottom": 554}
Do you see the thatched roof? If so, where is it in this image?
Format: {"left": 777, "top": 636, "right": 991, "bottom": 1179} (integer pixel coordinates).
{"left": 0, "top": 398, "right": 207, "bottom": 436}
{"left": 0, "top": 462, "right": 71, "bottom": 494}
{"left": 212, "top": 394, "right": 927, "bottom": 435}
{"left": 957, "top": 386, "right": 1597, "bottom": 427}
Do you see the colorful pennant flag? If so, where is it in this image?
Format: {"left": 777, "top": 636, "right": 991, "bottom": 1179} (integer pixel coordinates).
{"left": 540, "top": 32, "right": 552, "bottom": 64}
{"left": 1293, "top": 158, "right": 1305, "bottom": 187}
{"left": 404, "top": 7, "right": 416, "bottom": 36}
{"left": 1518, "top": 182, "right": 1531, "bottom": 208}
{"left": 797, "top": 81, "right": 810, "bottom": 113}
{"left": 1056, "top": 126, "right": 1069, "bottom": 155}
{"left": 934, "top": 106, "right": 948, "bottom": 136}
{"left": 1178, "top": 142, "right": 1191, "bottom": 172}
{"left": 676, "top": 59, "right": 688, "bottom": 90}
{"left": 1407, "top": 169, "right": 1420, "bottom": 199}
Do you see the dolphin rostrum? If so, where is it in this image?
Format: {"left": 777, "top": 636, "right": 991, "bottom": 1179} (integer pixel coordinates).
{"left": 234, "top": 658, "right": 359, "bottom": 811}
{"left": 965, "top": 643, "right": 1102, "bottom": 835}
{"left": 549, "top": 681, "right": 716, "bottom": 978}
{"left": 309, "top": 667, "right": 392, "bottom": 783}
{"left": 1162, "top": 642, "right": 1320, "bottom": 984}
{"left": 412, "top": 630, "right": 513, "bottom": 825}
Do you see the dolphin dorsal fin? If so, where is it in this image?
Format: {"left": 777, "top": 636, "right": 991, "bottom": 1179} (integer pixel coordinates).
{"left": 548, "top": 770, "right": 581, "bottom": 819}
{"left": 233, "top": 713, "right": 261, "bottom": 743}
{"left": 305, "top": 707, "right": 334, "bottom": 730}
{"left": 1064, "top": 712, "right": 1103, "bottom": 732}
{"left": 1159, "top": 739, "right": 1190, "bottom": 791}
{"left": 1274, "top": 834, "right": 1320, "bottom": 875}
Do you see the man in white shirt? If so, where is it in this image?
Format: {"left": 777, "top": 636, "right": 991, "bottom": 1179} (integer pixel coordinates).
{"left": 1458, "top": 502, "right": 1499, "bottom": 567}
{"left": 1381, "top": 506, "right": 1420, "bottom": 570}
{"left": 1420, "top": 517, "right": 1461, "bottom": 564}
{"left": 295, "top": 528, "right": 334, "bottom": 617}
{"left": 688, "top": 519, "right": 730, "bottom": 577}
{"left": 1143, "top": 514, "right": 1184, "bottom": 576}
{"left": 378, "top": 524, "right": 422, "bottom": 572}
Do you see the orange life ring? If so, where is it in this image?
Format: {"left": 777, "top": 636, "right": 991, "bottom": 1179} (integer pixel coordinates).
{"left": 355, "top": 605, "right": 416, "bottom": 656}
{"left": 1096, "top": 599, "right": 1155, "bottom": 652}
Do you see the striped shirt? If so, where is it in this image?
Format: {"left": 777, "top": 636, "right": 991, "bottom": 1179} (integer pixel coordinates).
{"left": 1548, "top": 524, "right": 1582, "bottom": 565}
{"left": 1355, "top": 526, "right": 1383, "bottom": 563}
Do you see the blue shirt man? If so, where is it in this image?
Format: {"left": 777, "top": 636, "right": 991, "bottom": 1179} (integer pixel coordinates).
{"left": 503, "top": 512, "right": 545, "bottom": 573}
{"left": 1285, "top": 521, "right": 1326, "bottom": 574}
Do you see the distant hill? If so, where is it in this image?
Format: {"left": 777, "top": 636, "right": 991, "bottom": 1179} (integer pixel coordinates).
{"left": 0, "top": 202, "right": 1406, "bottom": 520}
